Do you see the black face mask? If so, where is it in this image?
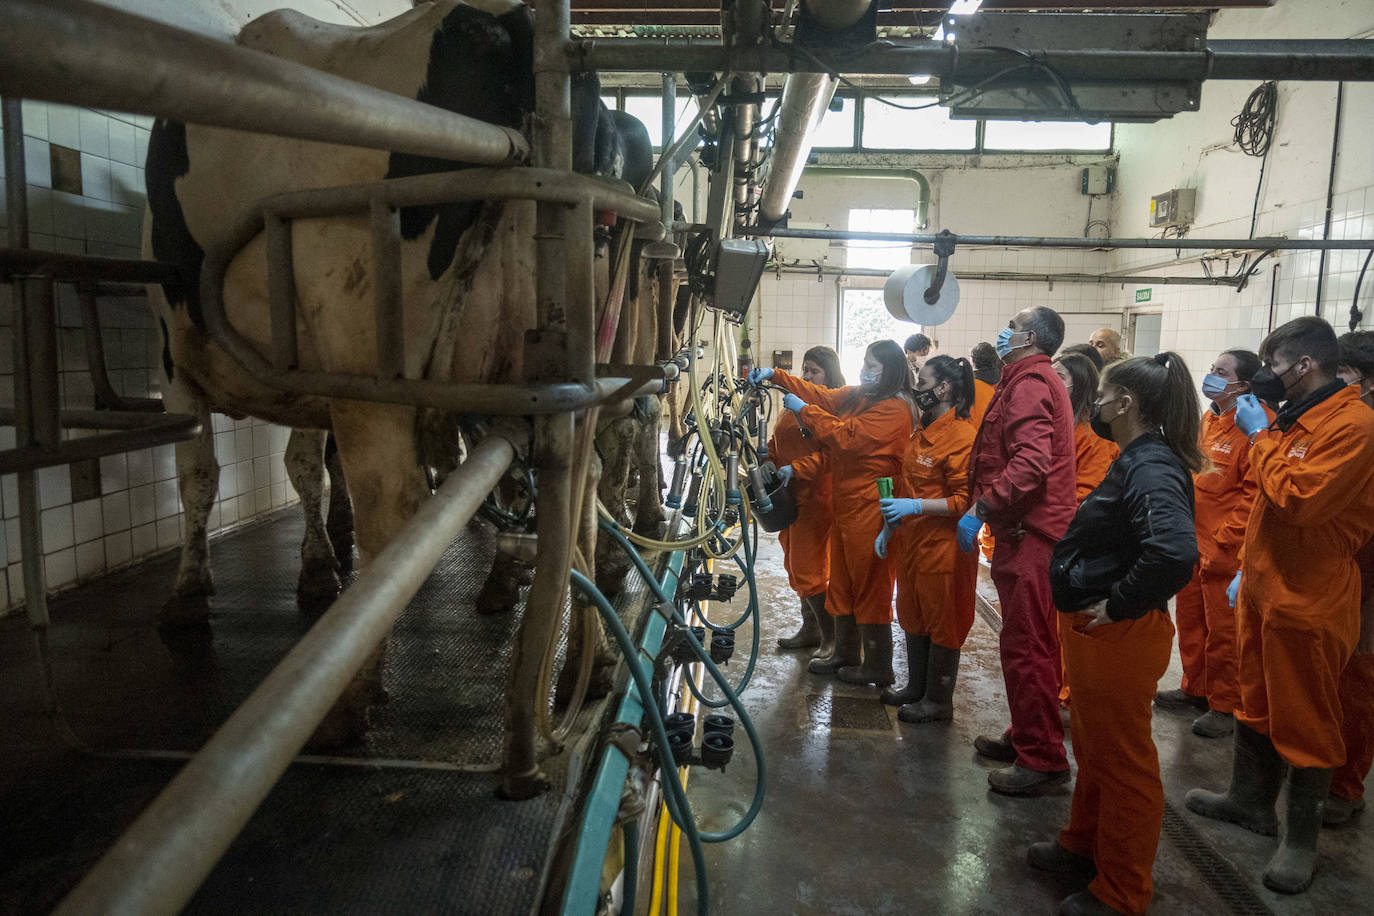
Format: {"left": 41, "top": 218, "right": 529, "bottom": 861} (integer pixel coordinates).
{"left": 1088, "top": 401, "right": 1115, "bottom": 441}
{"left": 914, "top": 387, "right": 941, "bottom": 412}
{"left": 1249, "top": 364, "right": 1294, "bottom": 403}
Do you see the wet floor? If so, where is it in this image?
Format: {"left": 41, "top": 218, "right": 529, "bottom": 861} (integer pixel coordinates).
{"left": 678, "top": 530, "right": 1374, "bottom": 915}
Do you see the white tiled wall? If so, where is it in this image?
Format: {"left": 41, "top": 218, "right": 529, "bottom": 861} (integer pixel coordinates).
{"left": 1, "top": 100, "right": 297, "bottom": 614}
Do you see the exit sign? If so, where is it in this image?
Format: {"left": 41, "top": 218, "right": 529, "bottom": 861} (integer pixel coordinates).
{"left": 1135, "top": 288, "right": 1152, "bottom": 303}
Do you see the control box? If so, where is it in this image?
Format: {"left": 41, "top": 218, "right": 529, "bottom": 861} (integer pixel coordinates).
{"left": 1080, "top": 165, "right": 1114, "bottom": 196}
{"left": 711, "top": 238, "right": 769, "bottom": 321}
{"left": 1150, "top": 188, "right": 1196, "bottom": 229}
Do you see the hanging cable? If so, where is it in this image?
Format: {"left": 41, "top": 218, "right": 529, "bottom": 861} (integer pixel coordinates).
{"left": 1233, "top": 81, "right": 1278, "bottom": 239}
{"left": 1351, "top": 249, "right": 1373, "bottom": 332}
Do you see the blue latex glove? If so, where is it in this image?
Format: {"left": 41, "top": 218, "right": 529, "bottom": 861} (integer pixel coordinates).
{"left": 777, "top": 464, "right": 794, "bottom": 487}
{"left": 747, "top": 367, "right": 774, "bottom": 386}
{"left": 1227, "top": 570, "right": 1242, "bottom": 608}
{"left": 956, "top": 512, "right": 982, "bottom": 553}
{"left": 874, "top": 525, "right": 891, "bottom": 559}
{"left": 782, "top": 392, "right": 806, "bottom": 413}
{"left": 879, "top": 497, "right": 923, "bottom": 525}
{"left": 1235, "top": 394, "right": 1268, "bottom": 438}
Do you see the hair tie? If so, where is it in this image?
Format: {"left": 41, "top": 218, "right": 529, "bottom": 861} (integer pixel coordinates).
{"left": 1154, "top": 352, "right": 1169, "bottom": 367}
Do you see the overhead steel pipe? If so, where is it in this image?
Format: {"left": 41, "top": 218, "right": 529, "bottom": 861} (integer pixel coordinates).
{"left": 758, "top": 74, "right": 838, "bottom": 226}
{"left": 0, "top": 0, "right": 529, "bottom": 166}
{"left": 762, "top": 227, "right": 1374, "bottom": 251}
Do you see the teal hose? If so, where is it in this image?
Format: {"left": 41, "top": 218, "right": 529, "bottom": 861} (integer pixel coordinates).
{"left": 595, "top": 521, "right": 768, "bottom": 842}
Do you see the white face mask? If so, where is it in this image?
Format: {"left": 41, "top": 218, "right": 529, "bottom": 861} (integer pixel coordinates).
{"left": 859, "top": 369, "right": 881, "bottom": 387}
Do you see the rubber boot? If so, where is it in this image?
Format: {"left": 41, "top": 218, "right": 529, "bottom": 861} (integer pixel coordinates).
{"left": 808, "top": 612, "right": 860, "bottom": 675}
{"left": 777, "top": 594, "right": 821, "bottom": 650}
{"left": 808, "top": 593, "right": 834, "bottom": 659}
{"left": 1184, "top": 722, "right": 1283, "bottom": 836}
{"left": 836, "top": 624, "right": 895, "bottom": 686}
{"left": 881, "top": 632, "right": 930, "bottom": 706}
{"left": 1264, "top": 767, "right": 1334, "bottom": 894}
{"left": 899, "top": 644, "right": 960, "bottom": 723}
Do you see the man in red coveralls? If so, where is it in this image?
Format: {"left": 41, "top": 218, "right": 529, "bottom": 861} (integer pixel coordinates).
{"left": 958, "top": 306, "right": 1078, "bottom": 795}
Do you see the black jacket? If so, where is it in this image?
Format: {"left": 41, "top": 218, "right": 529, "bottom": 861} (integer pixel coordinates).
{"left": 1050, "top": 432, "right": 1198, "bottom": 620}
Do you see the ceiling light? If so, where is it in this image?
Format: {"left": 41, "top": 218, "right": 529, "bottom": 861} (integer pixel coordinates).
{"left": 948, "top": 0, "right": 983, "bottom": 14}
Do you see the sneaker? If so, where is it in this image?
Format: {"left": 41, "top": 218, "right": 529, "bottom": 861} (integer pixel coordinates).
{"left": 1191, "top": 709, "right": 1235, "bottom": 738}
{"left": 974, "top": 733, "right": 1018, "bottom": 763}
{"left": 1028, "top": 841, "right": 1096, "bottom": 878}
{"left": 1153, "top": 688, "right": 1209, "bottom": 712}
{"left": 989, "top": 764, "right": 1072, "bottom": 796}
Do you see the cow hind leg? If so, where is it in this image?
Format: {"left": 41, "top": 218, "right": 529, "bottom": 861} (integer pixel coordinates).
{"left": 161, "top": 392, "right": 217, "bottom": 625}
{"left": 630, "top": 396, "right": 667, "bottom": 540}
{"left": 286, "top": 429, "right": 342, "bottom": 614}
{"left": 323, "top": 432, "right": 355, "bottom": 575}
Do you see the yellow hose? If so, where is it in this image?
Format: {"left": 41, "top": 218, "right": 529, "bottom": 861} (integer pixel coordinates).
{"left": 647, "top": 802, "right": 670, "bottom": 915}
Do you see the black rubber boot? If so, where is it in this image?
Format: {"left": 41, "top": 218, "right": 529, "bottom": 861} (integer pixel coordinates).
{"left": 1184, "top": 722, "right": 1283, "bottom": 836}
{"left": 837, "top": 624, "right": 895, "bottom": 686}
{"left": 808, "top": 612, "right": 860, "bottom": 675}
{"left": 899, "top": 643, "right": 960, "bottom": 723}
{"left": 881, "top": 632, "right": 930, "bottom": 706}
{"left": 777, "top": 594, "right": 821, "bottom": 650}
{"left": 808, "top": 593, "right": 833, "bottom": 659}
{"left": 1264, "top": 766, "right": 1334, "bottom": 894}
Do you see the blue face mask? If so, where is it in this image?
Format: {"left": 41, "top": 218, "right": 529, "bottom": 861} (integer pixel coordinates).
{"left": 995, "top": 326, "right": 1029, "bottom": 360}
{"left": 859, "top": 369, "right": 881, "bottom": 387}
{"left": 1201, "top": 373, "right": 1231, "bottom": 400}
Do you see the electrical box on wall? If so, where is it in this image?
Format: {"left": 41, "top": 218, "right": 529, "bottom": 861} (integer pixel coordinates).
{"left": 1080, "top": 165, "right": 1114, "bottom": 196}
{"left": 772, "top": 221, "right": 832, "bottom": 263}
{"left": 1150, "top": 188, "right": 1197, "bottom": 228}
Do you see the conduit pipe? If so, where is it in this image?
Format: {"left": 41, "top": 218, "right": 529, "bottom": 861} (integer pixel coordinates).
{"left": 758, "top": 74, "right": 838, "bottom": 227}
{"left": 802, "top": 166, "right": 931, "bottom": 229}
{"left": 0, "top": 0, "right": 529, "bottom": 166}
{"left": 53, "top": 435, "right": 517, "bottom": 916}
{"left": 762, "top": 227, "right": 1374, "bottom": 251}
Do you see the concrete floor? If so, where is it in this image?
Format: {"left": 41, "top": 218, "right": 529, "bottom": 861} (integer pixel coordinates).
{"left": 679, "top": 530, "right": 1374, "bottom": 915}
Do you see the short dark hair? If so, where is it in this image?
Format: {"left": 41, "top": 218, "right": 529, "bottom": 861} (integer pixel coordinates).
{"left": 970, "top": 342, "right": 999, "bottom": 370}
{"left": 1061, "top": 342, "right": 1104, "bottom": 372}
{"left": 1260, "top": 315, "right": 1339, "bottom": 370}
{"left": 802, "top": 345, "right": 846, "bottom": 388}
{"left": 904, "top": 333, "right": 932, "bottom": 354}
{"left": 1053, "top": 353, "right": 1100, "bottom": 423}
{"left": 1338, "top": 331, "right": 1374, "bottom": 376}
{"left": 1025, "top": 307, "right": 1065, "bottom": 357}
{"left": 1220, "top": 348, "right": 1261, "bottom": 383}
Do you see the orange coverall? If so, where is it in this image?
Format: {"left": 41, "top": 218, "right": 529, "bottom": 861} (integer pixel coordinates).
{"left": 971, "top": 378, "right": 995, "bottom": 428}
{"left": 1174, "top": 404, "right": 1270, "bottom": 714}
{"left": 769, "top": 411, "right": 833, "bottom": 598}
{"left": 1332, "top": 538, "right": 1374, "bottom": 803}
{"left": 890, "top": 410, "right": 978, "bottom": 649}
{"left": 772, "top": 371, "right": 912, "bottom": 625}
{"left": 1058, "top": 422, "right": 1120, "bottom": 705}
{"left": 1235, "top": 385, "right": 1374, "bottom": 769}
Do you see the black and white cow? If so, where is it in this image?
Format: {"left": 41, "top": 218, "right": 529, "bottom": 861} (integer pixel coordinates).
{"left": 146, "top": 0, "right": 670, "bottom": 743}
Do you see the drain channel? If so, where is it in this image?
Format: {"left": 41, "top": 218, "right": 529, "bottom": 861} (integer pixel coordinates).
{"left": 1161, "top": 802, "right": 1274, "bottom": 916}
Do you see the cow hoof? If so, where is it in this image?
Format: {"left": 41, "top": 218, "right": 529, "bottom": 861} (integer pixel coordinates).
{"left": 297, "top": 567, "right": 342, "bottom": 615}
{"left": 158, "top": 592, "right": 211, "bottom": 627}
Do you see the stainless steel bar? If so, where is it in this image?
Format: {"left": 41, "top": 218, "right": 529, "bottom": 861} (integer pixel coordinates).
{"left": 762, "top": 228, "right": 1374, "bottom": 250}
{"left": 0, "top": 408, "right": 197, "bottom": 431}
{"left": 77, "top": 282, "right": 162, "bottom": 411}
{"left": 1, "top": 0, "right": 529, "bottom": 166}
{"left": 771, "top": 264, "right": 1244, "bottom": 285}
{"left": 572, "top": 38, "right": 1374, "bottom": 81}
{"left": 660, "top": 72, "right": 676, "bottom": 231}
{"left": 53, "top": 434, "right": 516, "bottom": 916}
{"left": 0, "top": 248, "right": 184, "bottom": 284}
{"left": 0, "top": 417, "right": 204, "bottom": 475}
{"left": 567, "top": 198, "right": 597, "bottom": 387}
{"left": 21, "top": 276, "right": 60, "bottom": 465}
{"left": 370, "top": 199, "right": 405, "bottom": 379}
{"left": 759, "top": 73, "right": 837, "bottom": 225}
{"left": 265, "top": 213, "right": 298, "bottom": 374}
{"left": 638, "top": 77, "right": 726, "bottom": 196}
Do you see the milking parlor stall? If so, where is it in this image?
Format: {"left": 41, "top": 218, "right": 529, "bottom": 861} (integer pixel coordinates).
{"left": 1, "top": 2, "right": 1373, "bottom": 915}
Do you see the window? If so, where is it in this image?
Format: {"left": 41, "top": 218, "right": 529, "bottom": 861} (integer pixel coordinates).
{"left": 983, "top": 120, "right": 1112, "bottom": 151}
{"left": 601, "top": 94, "right": 619, "bottom": 112}
{"left": 623, "top": 94, "right": 698, "bottom": 148}
{"left": 846, "top": 208, "right": 915, "bottom": 271}
{"left": 861, "top": 97, "right": 976, "bottom": 150}
{"left": 811, "top": 96, "right": 856, "bottom": 148}
{"left": 840, "top": 289, "right": 916, "bottom": 385}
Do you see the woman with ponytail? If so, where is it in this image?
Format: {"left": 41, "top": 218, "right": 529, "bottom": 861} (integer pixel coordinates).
{"left": 749, "top": 340, "right": 914, "bottom": 687}
{"left": 873, "top": 356, "right": 981, "bottom": 723}
{"left": 1034, "top": 352, "right": 1202, "bottom": 916}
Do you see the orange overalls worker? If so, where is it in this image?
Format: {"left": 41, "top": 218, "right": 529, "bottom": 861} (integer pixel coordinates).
{"left": 971, "top": 377, "right": 995, "bottom": 427}
{"left": 958, "top": 307, "right": 1078, "bottom": 797}
{"left": 1187, "top": 317, "right": 1374, "bottom": 896}
{"left": 770, "top": 346, "right": 845, "bottom": 657}
{"left": 874, "top": 356, "right": 979, "bottom": 724}
{"left": 1155, "top": 349, "right": 1270, "bottom": 739}
{"left": 751, "top": 339, "right": 914, "bottom": 688}
{"left": 1037, "top": 352, "right": 1202, "bottom": 916}
{"left": 1051, "top": 353, "right": 1119, "bottom": 709}
{"left": 1328, "top": 330, "right": 1374, "bottom": 825}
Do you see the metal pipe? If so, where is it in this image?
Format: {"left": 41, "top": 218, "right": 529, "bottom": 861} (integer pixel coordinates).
{"left": 1314, "top": 81, "right": 1343, "bottom": 319}
{"left": 1, "top": 0, "right": 529, "bottom": 166}
{"left": 638, "top": 77, "right": 727, "bottom": 196}
{"left": 53, "top": 435, "right": 516, "bottom": 916}
{"left": 802, "top": 165, "right": 930, "bottom": 229}
{"left": 567, "top": 198, "right": 597, "bottom": 387}
{"left": 0, "top": 248, "right": 184, "bottom": 284}
{"left": 758, "top": 74, "right": 837, "bottom": 225}
{"left": 686, "top": 155, "right": 704, "bottom": 223}
{"left": 761, "top": 227, "right": 1374, "bottom": 250}
{"left": 572, "top": 38, "right": 1374, "bottom": 81}
{"left": 768, "top": 264, "right": 1243, "bottom": 285}
{"left": 0, "top": 416, "right": 204, "bottom": 475}
{"left": 264, "top": 214, "right": 298, "bottom": 374}
{"left": 370, "top": 200, "right": 405, "bottom": 379}
{"left": 77, "top": 281, "right": 163, "bottom": 412}
{"left": 661, "top": 72, "right": 677, "bottom": 231}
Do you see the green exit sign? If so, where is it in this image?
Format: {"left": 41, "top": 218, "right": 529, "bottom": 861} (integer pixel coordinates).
{"left": 1135, "top": 288, "right": 1152, "bottom": 303}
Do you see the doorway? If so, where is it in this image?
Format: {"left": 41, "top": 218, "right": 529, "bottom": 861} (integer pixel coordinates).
{"left": 1129, "top": 311, "right": 1163, "bottom": 357}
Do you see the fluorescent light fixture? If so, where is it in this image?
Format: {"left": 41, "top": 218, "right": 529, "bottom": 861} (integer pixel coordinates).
{"left": 948, "top": 0, "right": 983, "bottom": 14}
{"left": 908, "top": 74, "right": 932, "bottom": 85}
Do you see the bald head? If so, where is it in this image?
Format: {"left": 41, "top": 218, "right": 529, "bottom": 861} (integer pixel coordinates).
{"left": 1090, "top": 327, "right": 1122, "bottom": 362}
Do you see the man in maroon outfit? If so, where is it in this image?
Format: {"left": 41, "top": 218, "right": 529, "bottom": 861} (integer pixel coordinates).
{"left": 959, "top": 306, "right": 1078, "bottom": 795}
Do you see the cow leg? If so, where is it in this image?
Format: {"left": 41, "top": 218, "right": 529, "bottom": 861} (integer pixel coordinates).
{"left": 285, "top": 429, "right": 342, "bottom": 614}
{"left": 474, "top": 474, "right": 535, "bottom": 615}
{"left": 162, "top": 388, "right": 217, "bottom": 625}
{"left": 593, "top": 416, "right": 637, "bottom": 599}
{"left": 560, "top": 435, "right": 615, "bottom": 706}
{"left": 323, "top": 432, "right": 355, "bottom": 575}
{"left": 307, "top": 403, "right": 428, "bottom": 748}
{"left": 630, "top": 395, "right": 667, "bottom": 539}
